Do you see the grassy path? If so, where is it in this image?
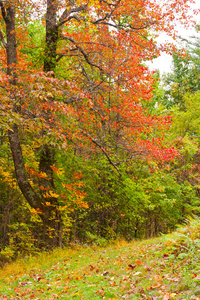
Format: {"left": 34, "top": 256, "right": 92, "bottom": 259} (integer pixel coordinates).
{"left": 0, "top": 221, "right": 200, "bottom": 299}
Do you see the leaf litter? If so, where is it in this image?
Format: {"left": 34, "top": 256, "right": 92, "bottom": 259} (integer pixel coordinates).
{"left": 0, "top": 228, "right": 200, "bottom": 300}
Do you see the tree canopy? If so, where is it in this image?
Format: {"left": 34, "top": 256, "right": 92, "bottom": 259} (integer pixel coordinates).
{"left": 0, "top": 0, "right": 199, "bottom": 254}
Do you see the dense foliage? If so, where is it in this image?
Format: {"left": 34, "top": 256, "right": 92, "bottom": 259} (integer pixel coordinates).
{"left": 0, "top": 0, "right": 199, "bottom": 261}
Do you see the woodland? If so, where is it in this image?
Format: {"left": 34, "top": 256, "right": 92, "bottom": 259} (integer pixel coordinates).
{"left": 0, "top": 0, "right": 200, "bottom": 263}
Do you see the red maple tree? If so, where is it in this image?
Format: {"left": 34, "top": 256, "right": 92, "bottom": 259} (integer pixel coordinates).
{"left": 0, "top": 0, "right": 196, "bottom": 245}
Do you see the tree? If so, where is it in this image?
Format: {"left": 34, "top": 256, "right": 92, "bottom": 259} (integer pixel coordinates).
{"left": 0, "top": 0, "right": 195, "bottom": 247}
{"left": 162, "top": 25, "right": 200, "bottom": 109}
{"left": 165, "top": 91, "right": 200, "bottom": 203}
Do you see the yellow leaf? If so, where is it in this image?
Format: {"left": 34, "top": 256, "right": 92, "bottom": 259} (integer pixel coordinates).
{"left": 49, "top": 190, "right": 59, "bottom": 198}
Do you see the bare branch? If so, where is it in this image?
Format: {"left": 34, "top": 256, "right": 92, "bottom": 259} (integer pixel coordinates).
{"left": 61, "top": 35, "right": 105, "bottom": 72}
{"left": 92, "top": 0, "right": 121, "bottom": 24}
{"left": 92, "top": 13, "right": 110, "bottom": 25}
{"left": 58, "top": 4, "right": 87, "bottom": 27}
{"left": 101, "top": 0, "right": 121, "bottom": 6}
{"left": 85, "top": 132, "right": 122, "bottom": 176}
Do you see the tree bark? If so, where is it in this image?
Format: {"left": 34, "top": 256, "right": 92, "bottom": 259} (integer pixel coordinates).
{"left": 44, "top": 0, "right": 58, "bottom": 73}
{"left": 1, "top": 1, "right": 62, "bottom": 247}
{"left": 39, "top": 0, "right": 62, "bottom": 246}
{"left": 8, "top": 124, "right": 43, "bottom": 212}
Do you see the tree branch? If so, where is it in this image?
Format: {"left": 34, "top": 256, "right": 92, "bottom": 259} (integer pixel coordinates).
{"left": 92, "top": 0, "right": 121, "bottom": 24}
{"left": 62, "top": 35, "right": 105, "bottom": 72}
{"left": 58, "top": 4, "right": 87, "bottom": 27}
{"left": 0, "top": 0, "right": 7, "bottom": 22}
{"left": 84, "top": 132, "right": 122, "bottom": 177}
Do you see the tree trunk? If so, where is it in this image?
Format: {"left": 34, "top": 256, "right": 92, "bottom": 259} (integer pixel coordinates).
{"left": 8, "top": 125, "right": 43, "bottom": 212}
{"left": 1, "top": 1, "right": 62, "bottom": 247}
{"left": 44, "top": 0, "right": 58, "bottom": 73}
{"left": 38, "top": 0, "right": 62, "bottom": 246}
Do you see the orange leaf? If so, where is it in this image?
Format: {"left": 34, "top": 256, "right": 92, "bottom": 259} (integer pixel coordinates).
{"left": 135, "top": 259, "right": 143, "bottom": 265}
{"left": 152, "top": 282, "right": 162, "bottom": 289}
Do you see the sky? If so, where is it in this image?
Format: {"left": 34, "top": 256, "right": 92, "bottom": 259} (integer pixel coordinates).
{"left": 148, "top": 0, "right": 199, "bottom": 75}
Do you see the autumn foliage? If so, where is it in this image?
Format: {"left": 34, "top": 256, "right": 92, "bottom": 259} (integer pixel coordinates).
{"left": 0, "top": 0, "right": 198, "bottom": 252}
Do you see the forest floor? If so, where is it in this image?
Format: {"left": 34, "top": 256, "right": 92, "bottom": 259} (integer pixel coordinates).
{"left": 0, "top": 220, "right": 200, "bottom": 299}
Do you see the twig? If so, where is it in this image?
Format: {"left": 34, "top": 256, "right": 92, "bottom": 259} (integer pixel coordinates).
{"left": 84, "top": 132, "right": 122, "bottom": 177}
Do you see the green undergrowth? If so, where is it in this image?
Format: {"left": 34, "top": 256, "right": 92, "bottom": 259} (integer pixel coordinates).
{"left": 0, "top": 217, "right": 200, "bottom": 300}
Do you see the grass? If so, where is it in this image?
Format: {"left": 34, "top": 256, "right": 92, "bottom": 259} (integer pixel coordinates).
{"left": 0, "top": 218, "right": 200, "bottom": 300}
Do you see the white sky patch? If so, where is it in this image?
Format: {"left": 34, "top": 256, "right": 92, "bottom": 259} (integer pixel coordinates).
{"left": 147, "top": 0, "right": 199, "bottom": 75}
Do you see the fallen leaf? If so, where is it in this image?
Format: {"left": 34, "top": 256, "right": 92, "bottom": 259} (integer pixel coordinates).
{"left": 171, "top": 277, "right": 180, "bottom": 282}
{"left": 123, "top": 275, "right": 130, "bottom": 281}
{"left": 152, "top": 282, "right": 162, "bottom": 289}
{"left": 110, "top": 276, "right": 115, "bottom": 281}
{"left": 88, "top": 284, "right": 95, "bottom": 287}
{"left": 128, "top": 264, "right": 136, "bottom": 270}
{"left": 155, "top": 275, "right": 162, "bottom": 281}
{"left": 50, "top": 294, "right": 59, "bottom": 299}
{"left": 95, "top": 289, "right": 104, "bottom": 294}
{"left": 89, "top": 265, "right": 95, "bottom": 271}
{"left": 14, "top": 288, "right": 21, "bottom": 294}
{"left": 20, "top": 281, "right": 32, "bottom": 286}
{"left": 135, "top": 259, "right": 143, "bottom": 265}
{"left": 132, "top": 272, "right": 142, "bottom": 276}
{"left": 103, "top": 271, "right": 109, "bottom": 276}
{"left": 162, "top": 295, "right": 170, "bottom": 300}
{"left": 65, "top": 277, "right": 71, "bottom": 281}
{"left": 71, "top": 291, "right": 82, "bottom": 297}
{"left": 169, "top": 293, "right": 177, "bottom": 299}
